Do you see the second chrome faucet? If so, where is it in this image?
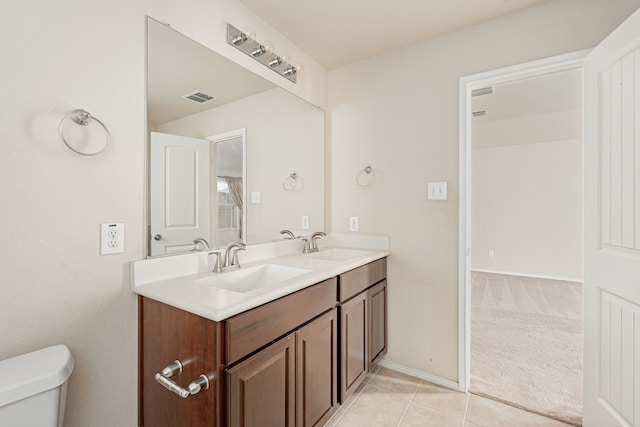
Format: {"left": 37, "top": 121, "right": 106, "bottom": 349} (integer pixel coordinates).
{"left": 303, "top": 231, "right": 326, "bottom": 253}
{"left": 208, "top": 241, "right": 246, "bottom": 273}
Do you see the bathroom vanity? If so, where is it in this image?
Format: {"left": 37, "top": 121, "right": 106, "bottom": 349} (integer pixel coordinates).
{"left": 134, "top": 247, "right": 388, "bottom": 427}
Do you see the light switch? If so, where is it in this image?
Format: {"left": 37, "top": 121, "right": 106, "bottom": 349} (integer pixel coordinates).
{"left": 428, "top": 182, "right": 447, "bottom": 200}
{"left": 251, "top": 191, "right": 261, "bottom": 203}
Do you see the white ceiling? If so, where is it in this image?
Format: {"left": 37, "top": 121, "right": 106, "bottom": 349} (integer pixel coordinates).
{"left": 238, "top": 0, "right": 552, "bottom": 69}
{"left": 472, "top": 68, "right": 582, "bottom": 121}
{"left": 472, "top": 69, "right": 583, "bottom": 148}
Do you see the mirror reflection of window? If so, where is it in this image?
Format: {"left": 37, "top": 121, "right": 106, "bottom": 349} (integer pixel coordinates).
{"left": 217, "top": 177, "right": 242, "bottom": 246}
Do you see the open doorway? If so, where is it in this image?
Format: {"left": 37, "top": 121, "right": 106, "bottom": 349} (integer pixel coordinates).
{"left": 458, "top": 51, "right": 587, "bottom": 426}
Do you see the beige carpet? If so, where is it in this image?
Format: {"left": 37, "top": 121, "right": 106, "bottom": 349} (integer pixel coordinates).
{"left": 470, "top": 272, "right": 583, "bottom": 426}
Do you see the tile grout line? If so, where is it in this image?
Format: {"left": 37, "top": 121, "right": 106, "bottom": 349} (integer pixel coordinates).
{"left": 395, "top": 380, "right": 420, "bottom": 427}
{"left": 462, "top": 391, "right": 471, "bottom": 424}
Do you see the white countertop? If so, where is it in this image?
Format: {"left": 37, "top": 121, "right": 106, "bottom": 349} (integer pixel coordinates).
{"left": 131, "top": 234, "right": 390, "bottom": 322}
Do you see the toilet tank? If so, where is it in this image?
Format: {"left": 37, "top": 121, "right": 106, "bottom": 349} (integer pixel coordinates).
{"left": 0, "top": 345, "right": 74, "bottom": 427}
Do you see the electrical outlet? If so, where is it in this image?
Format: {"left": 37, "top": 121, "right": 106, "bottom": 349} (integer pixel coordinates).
{"left": 101, "top": 223, "right": 124, "bottom": 255}
{"left": 349, "top": 216, "right": 359, "bottom": 232}
{"left": 301, "top": 215, "right": 309, "bottom": 230}
{"left": 488, "top": 250, "right": 495, "bottom": 258}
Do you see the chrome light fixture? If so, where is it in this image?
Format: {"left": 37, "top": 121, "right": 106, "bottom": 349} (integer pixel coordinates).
{"left": 226, "top": 24, "right": 299, "bottom": 83}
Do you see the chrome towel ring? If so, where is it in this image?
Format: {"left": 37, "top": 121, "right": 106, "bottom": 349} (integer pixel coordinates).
{"left": 282, "top": 172, "right": 299, "bottom": 191}
{"left": 356, "top": 165, "right": 375, "bottom": 186}
{"left": 59, "top": 109, "right": 110, "bottom": 156}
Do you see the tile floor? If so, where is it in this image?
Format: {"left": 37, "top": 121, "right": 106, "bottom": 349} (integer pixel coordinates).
{"left": 325, "top": 366, "right": 576, "bottom": 427}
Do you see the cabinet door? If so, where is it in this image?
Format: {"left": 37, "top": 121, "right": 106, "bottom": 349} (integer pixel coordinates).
{"left": 227, "top": 334, "right": 295, "bottom": 427}
{"left": 368, "top": 280, "right": 387, "bottom": 366}
{"left": 296, "top": 309, "right": 338, "bottom": 427}
{"left": 340, "top": 291, "right": 368, "bottom": 401}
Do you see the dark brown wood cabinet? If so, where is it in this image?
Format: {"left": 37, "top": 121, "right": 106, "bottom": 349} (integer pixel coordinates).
{"left": 368, "top": 280, "right": 387, "bottom": 366}
{"left": 226, "top": 309, "right": 338, "bottom": 427}
{"left": 139, "top": 257, "right": 386, "bottom": 426}
{"left": 296, "top": 310, "right": 338, "bottom": 427}
{"left": 227, "top": 334, "right": 296, "bottom": 427}
{"left": 139, "top": 297, "right": 225, "bottom": 427}
{"left": 337, "top": 258, "right": 388, "bottom": 402}
{"left": 339, "top": 291, "right": 368, "bottom": 400}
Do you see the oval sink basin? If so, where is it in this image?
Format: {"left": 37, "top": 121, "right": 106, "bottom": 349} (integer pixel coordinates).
{"left": 194, "top": 264, "right": 312, "bottom": 294}
{"left": 305, "top": 248, "right": 370, "bottom": 262}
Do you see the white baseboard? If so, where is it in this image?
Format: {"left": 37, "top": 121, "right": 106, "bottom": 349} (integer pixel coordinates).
{"left": 377, "top": 359, "right": 462, "bottom": 392}
{"left": 470, "top": 268, "right": 583, "bottom": 283}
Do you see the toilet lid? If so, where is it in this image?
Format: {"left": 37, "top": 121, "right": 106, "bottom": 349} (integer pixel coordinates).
{"left": 0, "top": 345, "right": 74, "bottom": 408}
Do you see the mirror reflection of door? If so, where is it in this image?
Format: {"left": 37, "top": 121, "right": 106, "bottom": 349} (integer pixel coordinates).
{"left": 212, "top": 131, "right": 245, "bottom": 247}
{"left": 149, "top": 130, "right": 245, "bottom": 256}
{"left": 149, "top": 132, "right": 210, "bottom": 256}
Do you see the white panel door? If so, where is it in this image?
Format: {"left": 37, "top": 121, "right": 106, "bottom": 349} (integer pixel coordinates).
{"left": 150, "top": 132, "right": 210, "bottom": 256}
{"left": 584, "top": 8, "right": 640, "bottom": 427}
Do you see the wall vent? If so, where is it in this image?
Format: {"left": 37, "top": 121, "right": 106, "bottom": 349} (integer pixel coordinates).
{"left": 472, "top": 110, "right": 487, "bottom": 117}
{"left": 471, "top": 87, "right": 493, "bottom": 97}
{"left": 182, "top": 91, "right": 217, "bottom": 104}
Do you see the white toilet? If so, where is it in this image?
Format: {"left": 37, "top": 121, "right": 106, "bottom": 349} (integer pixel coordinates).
{"left": 0, "top": 345, "right": 74, "bottom": 427}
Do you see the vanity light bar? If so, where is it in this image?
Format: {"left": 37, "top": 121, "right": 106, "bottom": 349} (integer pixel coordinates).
{"left": 226, "top": 24, "right": 298, "bottom": 83}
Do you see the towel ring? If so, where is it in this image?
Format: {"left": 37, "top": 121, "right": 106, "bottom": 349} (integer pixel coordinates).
{"left": 356, "top": 166, "right": 375, "bottom": 186}
{"left": 59, "top": 109, "right": 110, "bottom": 156}
{"left": 282, "top": 173, "right": 299, "bottom": 191}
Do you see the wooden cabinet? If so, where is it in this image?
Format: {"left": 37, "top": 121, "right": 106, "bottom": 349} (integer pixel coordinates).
{"left": 368, "top": 280, "right": 387, "bottom": 366}
{"left": 139, "top": 257, "right": 387, "bottom": 426}
{"left": 296, "top": 310, "right": 338, "bottom": 427}
{"left": 339, "top": 291, "right": 368, "bottom": 400}
{"left": 139, "top": 298, "right": 225, "bottom": 427}
{"left": 337, "top": 258, "right": 388, "bottom": 402}
{"left": 226, "top": 309, "right": 338, "bottom": 427}
{"left": 227, "top": 334, "right": 296, "bottom": 427}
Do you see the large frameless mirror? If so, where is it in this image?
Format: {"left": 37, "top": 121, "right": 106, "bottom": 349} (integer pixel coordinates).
{"left": 146, "top": 17, "right": 325, "bottom": 257}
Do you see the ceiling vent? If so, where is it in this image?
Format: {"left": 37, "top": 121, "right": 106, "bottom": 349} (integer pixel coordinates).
{"left": 471, "top": 87, "right": 493, "bottom": 97}
{"left": 472, "top": 110, "right": 487, "bottom": 117}
{"left": 182, "top": 91, "right": 217, "bottom": 104}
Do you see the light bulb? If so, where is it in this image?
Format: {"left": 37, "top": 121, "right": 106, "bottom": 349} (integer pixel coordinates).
{"left": 262, "top": 40, "right": 275, "bottom": 53}
{"left": 242, "top": 27, "right": 256, "bottom": 40}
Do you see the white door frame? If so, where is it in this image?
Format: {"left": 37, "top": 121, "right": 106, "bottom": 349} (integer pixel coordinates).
{"left": 457, "top": 49, "right": 589, "bottom": 391}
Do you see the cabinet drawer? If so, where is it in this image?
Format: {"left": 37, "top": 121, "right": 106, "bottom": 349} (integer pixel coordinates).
{"left": 338, "top": 258, "right": 386, "bottom": 302}
{"left": 225, "top": 277, "right": 337, "bottom": 365}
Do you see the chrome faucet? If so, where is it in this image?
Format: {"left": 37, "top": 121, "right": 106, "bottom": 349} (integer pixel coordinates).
{"left": 224, "top": 242, "right": 246, "bottom": 269}
{"left": 280, "top": 229, "right": 296, "bottom": 239}
{"left": 302, "top": 232, "right": 326, "bottom": 253}
{"left": 193, "top": 237, "right": 210, "bottom": 251}
{"left": 208, "top": 251, "right": 223, "bottom": 273}
{"left": 310, "top": 232, "right": 326, "bottom": 252}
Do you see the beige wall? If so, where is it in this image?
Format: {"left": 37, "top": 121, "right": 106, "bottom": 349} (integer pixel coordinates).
{"left": 471, "top": 139, "right": 583, "bottom": 280}
{"left": 327, "top": 0, "right": 639, "bottom": 381}
{"left": 0, "top": 1, "right": 326, "bottom": 426}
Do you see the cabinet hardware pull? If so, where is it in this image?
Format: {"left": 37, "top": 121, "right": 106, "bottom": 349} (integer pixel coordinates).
{"left": 154, "top": 360, "right": 210, "bottom": 398}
